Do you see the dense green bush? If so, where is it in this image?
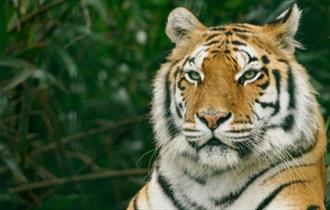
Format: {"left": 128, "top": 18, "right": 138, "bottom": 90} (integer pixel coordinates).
{"left": 0, "top": 0, "right": 329, "bottom": 209}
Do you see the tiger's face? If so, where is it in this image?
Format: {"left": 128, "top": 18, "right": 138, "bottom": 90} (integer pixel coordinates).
{"left": 153, "top": 6, "right": 316, "bottom": 171}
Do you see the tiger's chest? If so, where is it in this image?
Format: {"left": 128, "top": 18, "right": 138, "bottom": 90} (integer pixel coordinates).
{"left": 148, "top": 173, "right": 294, "bottom": 210}
{"left": 147, "top": 166, "right": 295, "bottom": 210}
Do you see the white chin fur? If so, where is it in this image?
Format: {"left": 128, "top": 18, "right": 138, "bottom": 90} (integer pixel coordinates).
{"left": 160, "top": 135, "right": 241, "bottom": 171}
{"left": 198, "top": 146, "right": 240, "bottom": 170}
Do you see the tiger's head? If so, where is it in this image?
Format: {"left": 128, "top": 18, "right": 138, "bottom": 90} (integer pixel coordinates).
{"left": 152, "top": 4, "right": 318, "bottom": 171}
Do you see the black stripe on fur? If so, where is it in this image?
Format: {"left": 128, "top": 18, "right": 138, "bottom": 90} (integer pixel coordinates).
{"left": 213, "top": 162, "right": 283, "bottom": 206}
{"left": 287, "top": 66, "right": 296, "bottom": 109}
{"left": 255, "top": 180, "right": 307, "bottom": 210}
{"left": 271, "top": 69, "right": 281, "bottom": 116}
{"left": 133, "top": 196, "right": 139, "bottom": 210}
{"left": 262, "top": 163, "right": 314, "bottom": 184}
{"left": 307, "top": 205, "right": 320, "bottom": 210}
{"left": 165, "top": 70, "right": 180, "bottom": 136}
{"left": 157, "top": 172, "right": 188, "bottom": 210}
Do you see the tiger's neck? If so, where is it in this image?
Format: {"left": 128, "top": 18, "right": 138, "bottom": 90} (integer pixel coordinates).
{"left": 153, "top": 153, "right": 268, "bottom": 209}
{"left": 152, "top": 128, "right": 324, "bottom": 210}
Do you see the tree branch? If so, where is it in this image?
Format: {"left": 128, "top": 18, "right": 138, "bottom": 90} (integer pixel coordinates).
{"left": 29, "top": 114, "right": 147, "bottom": 157}
{"left": 7, "top": 0, "right": 71, "bottom": 33}
{"left": 9, "top": 168, "right": 148, "bottom": 193}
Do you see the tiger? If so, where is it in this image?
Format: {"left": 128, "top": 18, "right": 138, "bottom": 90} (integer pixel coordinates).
{"left": 127, "top": 3, "right": 326, "bottom": 210}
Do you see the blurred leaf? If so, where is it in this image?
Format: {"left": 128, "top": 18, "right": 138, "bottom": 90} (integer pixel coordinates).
{"left": 57, "top": 50, "right": 78, "bottom": 78}
{"left": 0, "top": 58, "right": 35, "bottom": 69}
{"left": 3, "top": 69, "right": 33, "bottom": 91}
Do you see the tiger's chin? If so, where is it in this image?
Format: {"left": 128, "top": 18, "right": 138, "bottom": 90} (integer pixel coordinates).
{"left": 197, "top": 145, "right": 241, "bottom": 170}
{"left": 180, "top": 137, "right": 243, "bottom": 170}
{"left": 164, "top": 136, "right": 250, "bottom": 171}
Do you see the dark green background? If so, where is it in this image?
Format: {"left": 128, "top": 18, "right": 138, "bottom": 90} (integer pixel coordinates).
{"left": 0, "top": 0, "right": 329, "bottom": 209}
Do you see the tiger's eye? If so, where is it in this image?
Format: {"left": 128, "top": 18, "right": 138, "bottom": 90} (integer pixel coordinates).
{"left": 242, "top": 70, "right": 258, "bottom": 80}
{"left": 187, "top": 71, "right": 201, "bottom": 81}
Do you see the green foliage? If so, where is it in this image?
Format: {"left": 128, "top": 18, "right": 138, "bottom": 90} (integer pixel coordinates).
{"left": 0, "top": 0, "right": 329, "bottom": 210}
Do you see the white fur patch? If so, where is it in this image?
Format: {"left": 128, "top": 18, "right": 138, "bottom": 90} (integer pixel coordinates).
{"left": 234, "top": 45, "right": 262, "bottom": 81}
{"left": 182, "top": 45, "right": 208, "bottom": 81}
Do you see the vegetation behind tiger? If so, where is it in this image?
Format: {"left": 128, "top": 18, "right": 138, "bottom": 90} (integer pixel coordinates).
{"left": 0, "top": 0, "right": 329, "bottom": 210}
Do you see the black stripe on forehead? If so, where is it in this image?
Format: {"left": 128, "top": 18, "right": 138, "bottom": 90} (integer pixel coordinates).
{"left": 224, "top": 49, "right": 230, "bottom": 54}
{"left": 209, "top": 26, "right": 226, "bottom": 31}
{"left": 210, "top": 49, "right": 221, "bottom": 54}
{"left": 232, "top": 27, "right": 252, "bottom": 33}
{"left": 236, "top": 33, "right": 248, "bottom": 40}
{"left": 225, "top": 31, "right": 233, "bottom": 36}
{"left": 261, "top": 55, "right": 270, "bottom": 64}
{"left": 224, "top": 54, "right": 238, "bottom": 66}
{"left": 231, "top": 40, "right": 247, "bottom": 46}
{"left": 205, "top": 33, "right": 220, "bottom": 42}
{"left": 205, "top": 40, "right": 220, "bottom": 46}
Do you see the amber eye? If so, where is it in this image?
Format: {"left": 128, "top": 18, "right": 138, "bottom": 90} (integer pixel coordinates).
{"left": 186, "top": 71, "right": 201, "bottom": 82}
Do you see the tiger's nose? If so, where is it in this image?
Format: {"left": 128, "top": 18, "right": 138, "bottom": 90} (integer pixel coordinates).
{"left": 197, "top": 111, "right": 232, "bottom": 130}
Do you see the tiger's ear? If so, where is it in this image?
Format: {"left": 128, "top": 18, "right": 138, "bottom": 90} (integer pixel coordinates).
{"left": 264, "top": 3, "right": 302, "bottom": 53}
{"left": 166, "top": 7, "right": 206, "bottom": 44}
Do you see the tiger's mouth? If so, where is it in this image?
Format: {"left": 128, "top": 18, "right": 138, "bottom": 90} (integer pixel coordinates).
{"left": 195, "top": 137, "right": 235, "bottom": 151}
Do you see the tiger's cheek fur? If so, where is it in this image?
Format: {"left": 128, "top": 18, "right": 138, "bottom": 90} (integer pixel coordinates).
{"left": 173, "top": 71, "right": 194, "bottom": 122}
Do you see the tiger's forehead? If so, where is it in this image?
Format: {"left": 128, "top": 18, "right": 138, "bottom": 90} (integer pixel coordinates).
{"left": 181, "top": 45, "right": 209, "bottom": 72}
{"left": 181, "top": 32, "right": 262, "bottom": 72}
